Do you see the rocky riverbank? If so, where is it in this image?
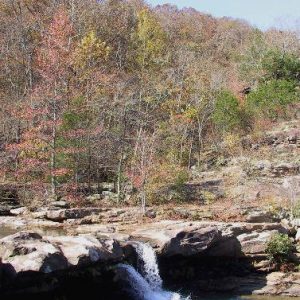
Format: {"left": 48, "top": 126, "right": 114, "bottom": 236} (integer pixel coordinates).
{"left": 1, "top": 209, "right": 300, "bottom": 298}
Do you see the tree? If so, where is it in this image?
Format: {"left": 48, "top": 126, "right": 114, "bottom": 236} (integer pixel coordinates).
{"left": 7, "top": 7, "right": 74, "bottom": 199}
{"left": 262, "top": 50, "right": 300, "bottom": 83}
{"left": 132, "top": 8, "right": 167, "bottom": 70}
{"left": 246, "top": 79, "right": 298, "bottom": 120}
{"left": 212, "top": 91, "right": 243, "bottom": 133}
{"left": 127, "top": 130, "right": 156, "bottom": 214}
{"left": 0, "top": 0, "right": 298, "bottom": 207}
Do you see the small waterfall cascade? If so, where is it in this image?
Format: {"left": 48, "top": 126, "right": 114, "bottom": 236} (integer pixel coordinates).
{"left": 117, "top": 242, "right": 189, "bottom": 300}
{"left": 135, "top": 242, "right": 163, "bottom": 290}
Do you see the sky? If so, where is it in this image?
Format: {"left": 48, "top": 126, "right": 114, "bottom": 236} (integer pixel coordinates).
{"left": 147, "top": 0, "right": 300, "bottom": 30}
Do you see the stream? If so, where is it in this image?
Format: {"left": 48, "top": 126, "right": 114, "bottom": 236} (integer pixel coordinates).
{"left": 115, "top": 242, "right": 298, "bottom": 300}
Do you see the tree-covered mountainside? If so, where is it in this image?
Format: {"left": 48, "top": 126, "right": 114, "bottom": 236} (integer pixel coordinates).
{"left": 0, "top": 0, "right": 299, "bottom": 207}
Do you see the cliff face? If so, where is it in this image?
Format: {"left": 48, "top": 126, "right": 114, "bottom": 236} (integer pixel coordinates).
{"left": 175, "top": 119, "right": 300, "bottom": 222}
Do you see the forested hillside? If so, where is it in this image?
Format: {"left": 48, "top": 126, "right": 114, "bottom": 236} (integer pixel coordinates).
{"left": 0, "top": 0, "right": 299, "bottom": 207}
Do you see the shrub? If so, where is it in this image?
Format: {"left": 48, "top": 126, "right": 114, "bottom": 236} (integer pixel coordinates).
{"left": 201, "top": 191, "right": 217, "bottom": 205}
{"left": 262, "top": 50, "right": 300, "bottom": 82}
{"left": 266, "top": 233, "right": 294, "bottom": 264}
{"left": 246, "top": 79, "right": 298, "bottom": 120}
{"left": 145, "top": 163, "right": 189, "bottom": 204}
{"left": 212, "top": 91, "right": 243, "bottom": 133}
{"left": 223, "top": 133, "right": 243, "bottom": 156}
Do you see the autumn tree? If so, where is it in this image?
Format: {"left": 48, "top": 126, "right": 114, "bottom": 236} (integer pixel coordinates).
{"left": 0, "top": 0, "right": 299, "bottom": 207}
{"left": 6, "top": 7, "right": 74, "bottom": 200}
{"left": 127, "top": 130, "right": 156, "bottom": 213}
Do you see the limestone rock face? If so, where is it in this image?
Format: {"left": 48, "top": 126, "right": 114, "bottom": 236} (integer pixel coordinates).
{"left": 162, "top": 226, "right": 221, "bottom": 256}
{"left": 46, "top": 208, "right": 104, "bottom": 222}
{"left": 192, "top": 272, "right": 300, "bottom": 296}
{"left": 130, "top": 221, "right": 289, "bottom": 258}
{"left": 0, "top": 232, "right": 68, "bottom": 273}
{"left": 237, "top": 231, "right": 276, "bottom": 255}
{"left": 46, "top": 235, "right": 123, "bottom": 266}
{"left": 271, "top": 163, "right": 299, "bottom": 177}
{"left": 50, "top": 201, "right": 70, "bottom": 209}
{"left": 245, "top": 209, "right": 279, "bottom": 223}
{"left": 252, "top": 272, "right": 300, "bottom": 296}
{"left": 0, "top": 231, "right": 123, "bottom": 274}
{"left": 9, "top": 207, "right": 28, "bottom": 216}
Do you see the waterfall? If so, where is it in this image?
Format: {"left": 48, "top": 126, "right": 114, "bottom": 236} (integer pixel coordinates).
{"left": 135, "top": 242, "right": 163, "bottom": 290}
{"left": 117, "top": 242, "right": 189, "bottom": 300}
{"left": 118, "top": 264, "right": 180, "bottom": 300}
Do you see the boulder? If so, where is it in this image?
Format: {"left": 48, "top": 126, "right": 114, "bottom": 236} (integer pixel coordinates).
{"left": 271, "top": 163, "right": 299, "bottom": 177}
{"left": 50, "top": 201, "right": 70, "bottom": 209}
{"left": 145, "top": 209, "right": 156, "bottom": 219}
{"left": 0, "top": 231, "right": 124, "bottom": 275}
{"left": 46, "top": 208, "right": 104, "bottom": 222}
{"left": 86, "top": 194, "right": 101, "bottom": 201}
{"left": 246, "top": 209, "right": 279, "bottom": 223}
{"left": 253, "top": 160, "right": 272, "bottom": 175}
{"left": 64, "top": 214, "right": 104, "bottom": 225}
{"left": 46, "top": 235, "right": 123, "bottom": 266}
{"left": 291, "top": 218, "right": 300, "bottom": 227}
{"left": 0, "top": 216, "right": 27, "bottom": 230}
{"left": 287, "top": 134, "right": 299, "bottom": 145}
{"left": 31, "top": 209, "right": 48, "bottom": 219}
{"left": 0, "top": 206, "right": 11, "bottom": 216}
{"left": 0, "top": 232, "right": 68, "bottom": 273}
{"left": 162, "top": 226, "right": 221, "bottom": 256}
{"left": 101, "top": 182, "right": 115, "bottom": 191}
{"left": 237, "top": 231, "right": 275, "bottom": 255}
{"left": 192, "top": 272, "right": 300, "bottom": 296}
{"left": 10, "top": 207, "right": 28, "bottom": 216}
{"left": 130, "top": 221, "right": 289, "bottom": 258}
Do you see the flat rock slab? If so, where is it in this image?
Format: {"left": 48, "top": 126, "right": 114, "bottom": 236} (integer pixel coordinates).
{"left": 0, "top": 231, "right": 123, "bottom": 275}
{"left": 129, "top": 220, "right": 289, "bottom": 258}
{"left": 0, "top": 232, "right": 67, "bottom": 273}
{"left": 46, "top": 208, "right": 106, "bottom": 222}
{"left": 252, "top": 272, "right": 300, "bottom": 296}
{"left": 195, "top": 272, "right": 300, "bottom": 296}
{"left": 46, "top": 235, "right": 123, "bottom": 266}
{"left": 0, "top": 219, "right": 292, "bottom": 276}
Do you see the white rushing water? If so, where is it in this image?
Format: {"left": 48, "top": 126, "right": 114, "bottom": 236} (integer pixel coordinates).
{"left": 117, "top": 242, "right": 189, "bottom": 300}
{"left": 135, "top": 242, "right": 163, "bottom": 290}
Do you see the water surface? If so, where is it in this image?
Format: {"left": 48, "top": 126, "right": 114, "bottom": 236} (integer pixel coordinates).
{"left": 0, "top": 226, "right": 18, "bottom": 239}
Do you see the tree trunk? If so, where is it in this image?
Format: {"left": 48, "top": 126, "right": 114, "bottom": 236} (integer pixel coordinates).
{"left": 51, "top": 101, "right": 57, "bottom": 199}
{"left": 141, "top": 181, "right": 146, "bottom": 215}
{"left": 116, "top": 154, "right": 123, "bottom": 204}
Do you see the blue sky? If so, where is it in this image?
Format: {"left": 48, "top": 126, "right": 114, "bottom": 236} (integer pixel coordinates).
{"left": 147, "top": 0, "right": 300, "bottom": 30}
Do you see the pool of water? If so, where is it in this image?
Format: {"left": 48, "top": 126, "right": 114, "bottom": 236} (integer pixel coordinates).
{"left": 0, "top": 226, "right": 18, "bottom": 239}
